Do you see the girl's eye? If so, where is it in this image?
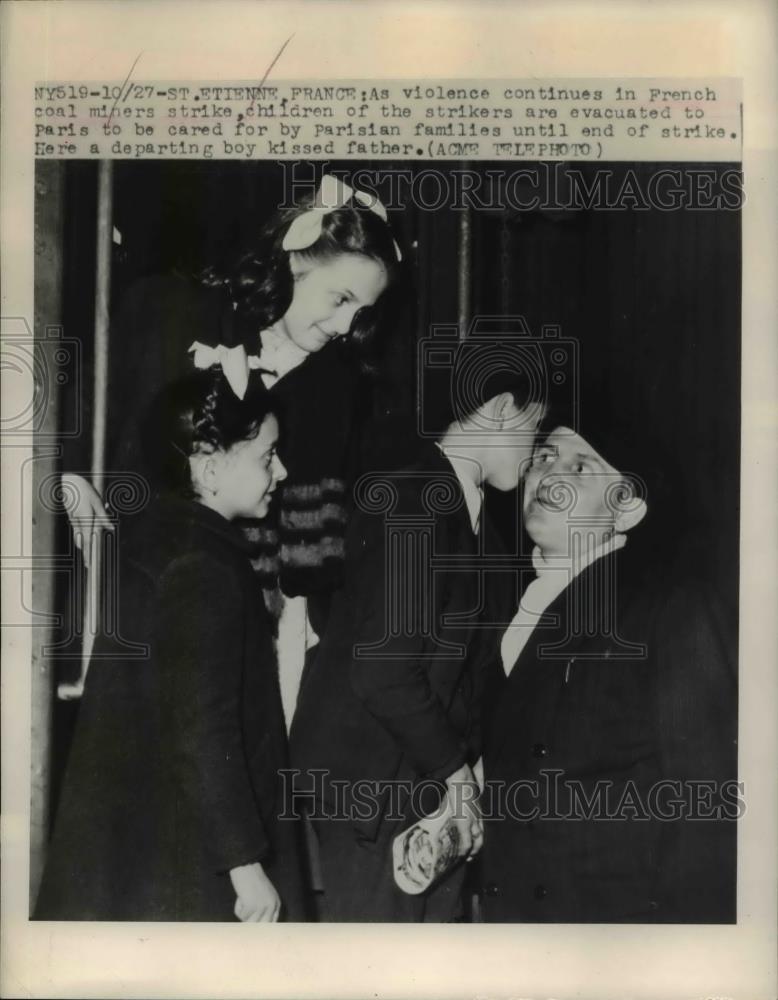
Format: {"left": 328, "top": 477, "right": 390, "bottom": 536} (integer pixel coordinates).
{"left": 334, "top": 294, "right": 348, "bottom": 307}
{"left": 532, "top": 450, "right": 554, "bottom": 467}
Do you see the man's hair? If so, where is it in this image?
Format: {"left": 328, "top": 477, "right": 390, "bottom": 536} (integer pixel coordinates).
{"left": 535, "top": 394, "right": 687, "bottom": 556}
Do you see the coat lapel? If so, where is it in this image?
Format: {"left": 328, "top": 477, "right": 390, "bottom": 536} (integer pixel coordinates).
{"left": 425, "top": 447, "right": 482, "bottom": 654}
{"left": 487, "top": 551, "right": 630, "bottom": 760}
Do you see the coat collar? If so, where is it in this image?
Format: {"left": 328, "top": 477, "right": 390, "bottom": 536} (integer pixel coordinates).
{"left": 487, "top": 548, "right": 634, "bottom": 758}
{"left": 511, "top": 547, "right": 626, "bottom": 666}
{"left": 411, "top": 441, "right": 479, "bottom": 548}
{"left": 434, "top": 444, "right": 483, "bottom": 533}
{"left": 149, "top": 493, "right": 256, "bottom": 555}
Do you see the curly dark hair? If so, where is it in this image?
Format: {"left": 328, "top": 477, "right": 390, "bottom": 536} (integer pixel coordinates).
{"left": 140, "top": 369, "right": 279, "bottom": 497}
{"left": 201, "top": 189, "right": 402, "bottom": 368}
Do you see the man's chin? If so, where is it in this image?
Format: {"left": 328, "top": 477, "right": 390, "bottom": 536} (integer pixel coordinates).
{"left": 523, "top": 504, "right": 542, "bottom": 524}
{"left": 523, "top": 509, "right": 549, "bottom": 542}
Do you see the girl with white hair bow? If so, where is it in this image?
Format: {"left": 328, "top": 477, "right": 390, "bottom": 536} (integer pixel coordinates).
{"left": 63, "top": 173, "right": 403, "bottom": 727}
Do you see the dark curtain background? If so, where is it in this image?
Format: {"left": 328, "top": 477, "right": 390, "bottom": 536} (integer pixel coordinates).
{"left": 470, "top": 162, "right": 741, "bottom": 592}
{"left": 48, "top": 158, "right": 741, "bottom": 815}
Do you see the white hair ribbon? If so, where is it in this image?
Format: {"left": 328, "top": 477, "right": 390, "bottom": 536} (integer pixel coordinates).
{"left": 282, "top": 173, "right": 402, "bottom": 260}
{"left": 188, "top": 341, "right": 250, "bottom": 400}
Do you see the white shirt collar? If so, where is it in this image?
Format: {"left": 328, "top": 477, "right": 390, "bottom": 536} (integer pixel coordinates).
{"left": 435, "top": 445, "right": 483, "bottom": 534}
{"left": 501, "top": 532, "right": 628, "bottom": 675}
{"left": 531, "top": 531, "right": 628, "bottom": 578}
{"left": 250, "top": 325, "right": 310, "bottom": 388}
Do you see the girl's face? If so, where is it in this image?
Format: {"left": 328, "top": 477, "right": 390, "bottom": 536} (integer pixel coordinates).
{"left": 278, "top": 253, "right": 388, "bottom": 353}
{"left": 201, "top": 414, "right": 286, "bottom": 521}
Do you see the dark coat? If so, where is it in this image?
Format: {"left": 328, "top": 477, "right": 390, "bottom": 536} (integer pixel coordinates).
{"left": 290, "top": 445, "right": 497, "bottom": 841}
{"left": 244, "top": 334, "right": 362, "bottom": 632}
{"left": 97, "top": 273, "right": 361, "bottom": 617}
{"left": 34, "top": 496, "right": 304, "bottom": 921}
{"left": 479, "top": 546, "right": 738, "bottom": 923}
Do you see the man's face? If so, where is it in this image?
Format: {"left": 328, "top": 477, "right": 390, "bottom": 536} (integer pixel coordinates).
{"left": 523, "top": 426, "right": 628, "bottom": 553}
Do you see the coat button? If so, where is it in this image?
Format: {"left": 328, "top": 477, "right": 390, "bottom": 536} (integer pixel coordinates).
{"left": 533, "top": 884, "right": 548, "bottom": 900}
{"left": 484, "top": 883, "right": 500, "bottom": 897}
{"left": 532, "top": 743, "right": 549, "bottom": 758}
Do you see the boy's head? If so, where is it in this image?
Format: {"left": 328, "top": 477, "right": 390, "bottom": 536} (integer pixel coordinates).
{"left": 425, "top": 338, "right": 547, "bottom": 491}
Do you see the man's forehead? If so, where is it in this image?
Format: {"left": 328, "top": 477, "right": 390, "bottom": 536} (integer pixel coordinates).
{"left": 543, "top": 426, "right": 620, "bottom": 472}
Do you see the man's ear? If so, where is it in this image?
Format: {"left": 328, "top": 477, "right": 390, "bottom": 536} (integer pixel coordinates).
{"left": 614, "top": 499, "right": 647, "bottom": 533}
{"left": 612, "top": 480, "right": 648, "bottom": 533}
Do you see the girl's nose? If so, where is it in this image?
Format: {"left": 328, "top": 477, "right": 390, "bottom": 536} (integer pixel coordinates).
{"left": 273, "top": 456, "right": 287, "bottom": 483}
{"left": 331, "top": 303, "right": 359, "bottom": 336}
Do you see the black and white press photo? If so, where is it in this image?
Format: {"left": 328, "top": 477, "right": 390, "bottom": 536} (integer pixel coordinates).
{"left": 28, "top": 157, "right": 741, "bottom": 926}
{"left": 4, "top": 2, "right": 777, "bottom": 996}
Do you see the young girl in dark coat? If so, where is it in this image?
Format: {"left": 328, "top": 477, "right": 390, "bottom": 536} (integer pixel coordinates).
{"left": 35, "top": 369, "right": 304, "bottom": 921}
{"left": 61, "top": 173, "right": 402, "bottom": 725}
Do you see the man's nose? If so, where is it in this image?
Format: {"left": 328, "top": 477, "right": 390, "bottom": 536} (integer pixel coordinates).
{"left": 518, "top": 453, "right": 536, "bottom": 480}
{"left": 537, "top": 474, "right": 577, "bottom": 510}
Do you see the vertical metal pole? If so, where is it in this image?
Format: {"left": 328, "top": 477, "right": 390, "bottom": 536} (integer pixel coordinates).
{"left": 30, "top": 161, "right": 65, "bottom": 907}
{"left": 456, "top": 176, "right": 477, "bottom": 922}
{"left": 457, "top": 187, "right": 473, "bottom": 342}
{"left": 92, "top": 160, "right": 113, "bottom": 487}
{"left": 500, "top": 210, "right": 511, "bottom": 317}
{"left": 58, "top": 160, "right": 113, "bottom": 700}
{"left": 84, "top": 160, "right": 113, "bottom": 668}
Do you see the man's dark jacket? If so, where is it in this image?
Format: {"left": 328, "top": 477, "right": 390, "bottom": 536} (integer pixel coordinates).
{"left": 479, "top": 545, "right": 738, "bottom": 923}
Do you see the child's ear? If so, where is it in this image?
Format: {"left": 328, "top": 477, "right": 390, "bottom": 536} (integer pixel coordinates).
{"left": 189, "top": 452, "right": 220, "bottom": 496}
{"left": 491, "top": 391, "right": 535, "bottom": 432}
{"left": 490, "top": 391, "right": 517, "bottom": 425}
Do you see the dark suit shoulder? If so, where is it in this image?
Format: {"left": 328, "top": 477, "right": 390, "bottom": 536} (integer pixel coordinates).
{"left": 352, "top": 443, "right": 468, "bottom": 524}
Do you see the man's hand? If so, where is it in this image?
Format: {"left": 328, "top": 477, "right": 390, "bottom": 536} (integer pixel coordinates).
{"left": 229, "top": 862, "right": 281, "bottom": 922}
{"left": 445, "top": 762, "right": 483, "bottom": 860}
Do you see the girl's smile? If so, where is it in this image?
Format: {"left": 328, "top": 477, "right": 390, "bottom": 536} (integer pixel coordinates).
{"left": 277, "top": 253, "right": 389, "bottom": 353}
{"left": 197, "top": 414, "right": 287, "bottom": 522}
